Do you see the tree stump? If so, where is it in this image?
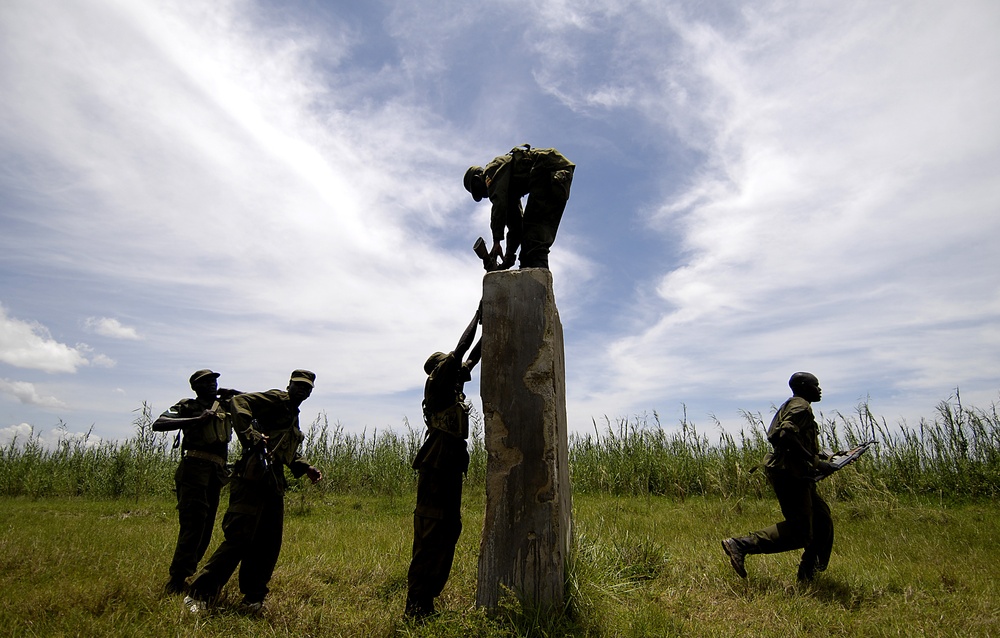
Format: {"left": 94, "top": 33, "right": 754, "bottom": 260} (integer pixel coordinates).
{"left": 476, "top": 268, "right": 573, "bottom": 611}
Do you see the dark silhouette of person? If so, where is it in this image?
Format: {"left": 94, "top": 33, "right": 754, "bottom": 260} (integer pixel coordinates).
{"left": 464, "top": 144, "right": 574, "bottom": 270}
{"left": 186, "top": 370, "right": 322, "bottom": 614}
{"left": 152, "top": 369, "right": 240, "bottom": 595}
{"left": 722, "top": 372, "right": 837, "bottom": 582}
{"left": 404, "top": 307, "right": 482, "bottom": 620}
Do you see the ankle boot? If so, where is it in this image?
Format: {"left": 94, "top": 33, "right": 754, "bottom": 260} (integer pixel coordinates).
{"left": 722, "top": 537, "right": 752, "bottom": 578}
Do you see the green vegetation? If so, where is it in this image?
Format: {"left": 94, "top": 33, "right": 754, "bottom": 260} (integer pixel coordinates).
{"left": 0, "top": 394, "right": 998, "bottom": 635}
{"left": 2, "top": 395, "right": 997, "bottom": 501}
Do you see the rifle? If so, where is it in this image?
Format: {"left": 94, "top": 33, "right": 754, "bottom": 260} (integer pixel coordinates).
{"left": 816, "top": 440, "right": 877, "bottom": 481}
{"left": 248, "top": 419, "right": 272, "bottom": 474}
{"left": 473, "top": 237, "right": 501, "bottom": 272}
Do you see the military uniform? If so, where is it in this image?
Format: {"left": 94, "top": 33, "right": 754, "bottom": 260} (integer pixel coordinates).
{"left": 405, "top": 349, "right": 475, "bottom": 618}
{"left": 469, "top": 144, "right": 575, "bottom": 269}
{"left": 188, "top": 375, "right": 316, "bottom": 607}
{"left": 725, "top": 394, "right": 834, "bottom": 581}
{"left": 153, "top": 374, "right": 233, "bottom": 593}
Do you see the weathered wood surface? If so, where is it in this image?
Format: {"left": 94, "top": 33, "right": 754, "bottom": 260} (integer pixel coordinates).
{"left": 476, "top": 269, "right": 573, "bottom": 611}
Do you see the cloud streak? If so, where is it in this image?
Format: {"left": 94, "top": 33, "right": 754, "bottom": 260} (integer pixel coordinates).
{"left": 84, "top": 317, "right": 141, "bottom": 341}
{"left": 608, "top": 1, "right": 999, "bottom": 415}
{"left": 0, "top": 380, "right": 66, "bottom": 408}
{"left": 1, "top": 0, "right": 997, "bottom": 439}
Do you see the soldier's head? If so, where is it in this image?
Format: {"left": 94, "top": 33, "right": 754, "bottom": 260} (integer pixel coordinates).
{"left": 789, "top": 372, "right": 821, "bottom": 403}
{"left": 424, "top": 352, "right": 449, "bottom": 375}
{"left": 464, "top": 166, "right": 487, "bottom": 202}
{"left": 287, "top": 369, "right": 315, "bottom": 405}
{"left": 189, "top": 369, "right": 220, "bottom": 399}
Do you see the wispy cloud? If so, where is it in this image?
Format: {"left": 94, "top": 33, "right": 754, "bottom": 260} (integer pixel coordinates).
{"left": 1, "top": 0, "right": 997, "bottom": 438}
{"left": 84, "top": 317, "right": 141, "bottom": 341}
{"left": 516, "top": 0, "right": 1000, "bottom": 418}
{"left": 0, "top": 379, "right": 66, "bottom": 408}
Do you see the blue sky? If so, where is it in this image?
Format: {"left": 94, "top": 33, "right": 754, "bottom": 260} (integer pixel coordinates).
{"left": 2, "top": 0, "right": 999, "bottom": 446}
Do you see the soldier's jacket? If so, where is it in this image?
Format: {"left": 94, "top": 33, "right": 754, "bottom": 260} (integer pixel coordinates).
{"left": 154, "top": 396, "right": 231, "bottom": 457}
{"left": 414, "top": 352, "right": 471, "bottom": 473}
{"left": 764, "top": 396, "right": 820, "bottom": 479}
{"left": 230, "top": 390, "right": 312, "bottom": 485}
{"left": 483, "top": 145, "right": 575, "bottom": 243}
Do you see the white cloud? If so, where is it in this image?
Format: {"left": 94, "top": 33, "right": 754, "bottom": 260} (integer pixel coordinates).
{"left": 0, "top": 422, "right": 102, "bottom": 449}
{"left": 0, "top": 379, "right": 66, "bottom": 408}
{"left": 0, "top": 304, "right": 89, "bottom": 373}
{"left": 2, "top": 0, "right": 997, "bottom": 438}
{"left": 521, "top": 0, "right": 1000, "bottom": 422}
{"left": 88, "top": 353, "right": 118, "bottom": 369}
{"left": 0, "top": 423, "right": 35, "bottom": 448}
{"left": 84, "top": 317, "right": 141, "bottom": 340}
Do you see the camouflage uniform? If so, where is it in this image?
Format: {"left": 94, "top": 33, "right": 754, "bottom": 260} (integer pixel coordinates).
{"left": 471, "top": 144, "right": 575, "bottom": 269}
{"left": 188, "top": 373, "right": 317, "bottom": 606}
{"left": 153, "top": 372, "right": 233, "bottom": 593}
{"left": 405, "top": 309, "right": 481, "bottom": 619}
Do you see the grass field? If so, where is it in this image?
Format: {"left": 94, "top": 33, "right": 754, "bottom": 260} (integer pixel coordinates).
{"left": 1, "top": 491, "right": 997, "bottom": 637}
{"left": 2, "top": 395, "right": 997, "bottom": 635}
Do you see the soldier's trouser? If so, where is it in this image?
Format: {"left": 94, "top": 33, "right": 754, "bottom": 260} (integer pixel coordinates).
{"left": 748, "top": 471, "right": 833, "bottom": 568}
{"left": 168, "top": 457, "right": 223, "bottom": 583}
{"left": 519, "top": 167, "right": 574, "bottom": 269}
{"left": 188, "top": 476, "right": 284, "bottom": 603}
{"left": 406, "top": 466, "right": 464, "bottom": 604}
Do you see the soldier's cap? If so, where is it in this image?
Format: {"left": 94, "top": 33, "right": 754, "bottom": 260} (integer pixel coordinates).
{"left": 424, "top": 352, "right": 449, "bottom": 375}
{"left": 464, "top": 166, "right": 485, "bottom": 202}
{"left": 289, "top": 369, "right": 316, "bottom": 386}
{"left": 189, "top": 369, "right": 220, "bottom": 386}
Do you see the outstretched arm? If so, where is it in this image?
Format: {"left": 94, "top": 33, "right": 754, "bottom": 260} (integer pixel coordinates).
{"left": 454, "top": 303, "right": 482, "bottom": 360}
{"left": 465, "top": 339, "right": 482, "bottom": 372}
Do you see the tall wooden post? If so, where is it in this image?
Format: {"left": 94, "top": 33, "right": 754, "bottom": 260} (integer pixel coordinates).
{"left": 476, "top": 269, "right": 573, "bottom": 611}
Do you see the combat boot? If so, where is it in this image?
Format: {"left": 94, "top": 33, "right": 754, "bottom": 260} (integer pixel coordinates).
{"left": 162, "top": 577, "right": 187, "bottom": 596}
{"left": 798, "top": 555, "right": 824, "bottom": 582}
{"left": 721, "top": 537, "right": 750, "bottom": 579}
{"left": 403, "top": 596, "right": 436, "bottom": 621}
{"left": 797, "top": 559, "right": 817, "bottom": 582}
{"left": 238, "top": 597, "right": 264, "bottom": 616}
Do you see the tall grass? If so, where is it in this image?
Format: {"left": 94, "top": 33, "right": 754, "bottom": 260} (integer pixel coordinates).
{"left": 0, "top": 403, "right": 176, "bottom": 499}
{"left": 2, "top": 394, "right": 997, "bottom": 501}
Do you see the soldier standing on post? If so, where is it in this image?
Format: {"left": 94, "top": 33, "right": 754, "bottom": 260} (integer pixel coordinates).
{"left": 404, "top": 307, "right": 482, "bottom": 620}
{"left": 153, "top": 369, "right": 240, "bottom": 595}
{"left": 722, "top": 372, "right": 838, "bottom": 582}
{"left": 464, "top": 144, "right": 575, "bottom": 270}
{"left": 186, "top": 370, "right": 322, "bottom": 614}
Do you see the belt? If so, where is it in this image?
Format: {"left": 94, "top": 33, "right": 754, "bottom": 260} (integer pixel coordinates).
{"left": 184, "top": 449, "right": 227, "bottom": 466}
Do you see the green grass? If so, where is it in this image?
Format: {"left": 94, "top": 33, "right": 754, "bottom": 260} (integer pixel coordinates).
{"left": 1, "top": 393, "right": 997, "bottom": 634}
{"left": 3, "top": 394, "right": 999, "bottom": 502}
{"left": 1, "top": 492, "right": 997, "bottom": 637}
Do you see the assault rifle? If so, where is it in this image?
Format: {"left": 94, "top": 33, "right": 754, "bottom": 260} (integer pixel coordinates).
{"left": 248, "top": 419, "right": 272, "bottom": 474}
{"left": 815, "top": 440, "right": 877, "bottom": 481}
